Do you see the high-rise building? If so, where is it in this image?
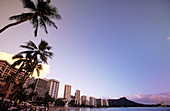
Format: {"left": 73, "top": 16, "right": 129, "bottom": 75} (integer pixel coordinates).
{"left": 89, "top": 96, "right": 94, "bottom": 106}
{"left": 102, "top": 99, "right": 109, "bottom": 106}
{"left": 33, "top": 78, "right": 48, "bottom": 100}
{"left": 24, "top": 77, "right": 36, "bottom": 95}
{"left": 48, "top": 79, "right": 60, "bottom": 99}
{"left": 63, "top": 84, "right": 71, "bottom": 101}
{"left": 81, "top": 95, "right": 87, "bottom": 105}
{"left": 96, "top": 99, "right": 103, "bottom": 106}
{"left": 75, "top": 90, "right": 80, "bottom": 105}
{"left": 94, "top": 98, "right": 97, "bottom": 106}
{"left": 0, "top": 60, "right": 27, "bottom": 99}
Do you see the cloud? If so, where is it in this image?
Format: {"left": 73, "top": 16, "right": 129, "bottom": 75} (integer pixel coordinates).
{"left": 32, "top": 64, "right": 50, "bottom": 78}
{"left": 0, "top": 52, "right": 16, "bottom": 64}
{"left": 167, "top": 37, "right": 170, "bottom": 40}
{"left": 128, "top": 92, "right": 170, "bottom": 105}
{"left": 0, "top": 52, "right": 50, "bottom": 78}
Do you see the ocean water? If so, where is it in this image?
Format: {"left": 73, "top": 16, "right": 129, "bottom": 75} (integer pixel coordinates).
{"left": 59, "top": 107, "right": 170, "bottom": 111}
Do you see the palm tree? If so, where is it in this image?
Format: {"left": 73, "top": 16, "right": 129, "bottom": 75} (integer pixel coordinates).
{"left": 0, "top": 54, "right": 31, "bottom": 100}
{"left": 0, "top": 0, "right": 61, "bottom": 37}
{"left": 9, "top": 60, "right": 43, "bottom": 101}
{"left": 0, "top": 40, "right": 53, "bottom": 110}
{"left": 19, "top": 39, "right": 53, "bottom": 63}
{"left": 0, "top": 55, "right": 31, "bottom": 110}
{"left": 6, "top": 40, "right": 52, "bottom": 97}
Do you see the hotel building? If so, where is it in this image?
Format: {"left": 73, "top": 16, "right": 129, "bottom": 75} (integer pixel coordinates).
{"left": 96, "top": 99, "right": 103, "bottom": 106}
{"left": 75, "top": 90, "right": 80, "bottom": 105}
{"left": 0, "top": 60, "right": 27, "bottom": 99}
{"left": 102, "top": 99, "right": 109, "bottom": 106}
{"left": 89, "top": 96, "right": 94, "bottom": 106}
{"left": 25, "top": 78, "right": 60, "bottom": 101}
{"left": 33, "top": 78, "right": 48, "bottom": 99}
{"left": 24, "top": 77, "right": 36, "bottom": 95}
{"left": 48, "top": 79, "right": 60, "bottom": 99}
{"left": 63, "top": 84, "right": 71, "bottom": 101}
{"left": 81, "top": 95, "right": 87, "bottom": 105}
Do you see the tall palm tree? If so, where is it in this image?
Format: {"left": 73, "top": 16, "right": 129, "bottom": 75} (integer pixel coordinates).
{"left": 0, "top": 54, "right": 31, "bottom": 110}
{"left": 0, "top": 40, "right": 53, "bottom": 110}
{"left": 2, "top": 39, "right": 52, "bottom": 96}
{"left": 1, "top": 60, "right": 43, "bottom": 110}
{"left": 0, "top": 0, "right": 61, "bottom": 37}
{"left": 0, "top": 54, "right": 30, "bottom": 99}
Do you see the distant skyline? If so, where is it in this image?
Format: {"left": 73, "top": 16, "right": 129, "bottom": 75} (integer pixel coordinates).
{"left": 0, "top": 0, "right": 170, "bottom": 105}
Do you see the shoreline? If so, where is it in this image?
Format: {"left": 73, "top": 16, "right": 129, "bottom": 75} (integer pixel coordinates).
{"left": 49, "top": 106, "right": 170, "bottom": 111}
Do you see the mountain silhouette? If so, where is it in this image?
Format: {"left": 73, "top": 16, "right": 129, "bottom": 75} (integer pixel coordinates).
{"left": 108, "top": 97, "right": 144, "bottom": 107}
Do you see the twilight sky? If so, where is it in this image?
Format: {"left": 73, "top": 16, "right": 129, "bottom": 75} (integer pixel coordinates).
{"left": 1, "top": 0, "right": 170, "bottom": 104}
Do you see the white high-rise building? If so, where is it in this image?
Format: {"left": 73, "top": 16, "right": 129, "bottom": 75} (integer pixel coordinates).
{"left": 48, "top": 79, "right": 60, "bottom": 99}
{"left": 75, "top": 90, "right": 80, "bottom": 105}
{"left": 64, "top": 84, "right": 71, "bottom": 101}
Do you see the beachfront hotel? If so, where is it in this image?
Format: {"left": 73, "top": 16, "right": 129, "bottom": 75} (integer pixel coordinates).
{"left": 89, "top": 96, "right": 95, "bottom": 106}
{"left": 33, "top": 78, "right": 48, "bottom": 100}
{"left": 25, "top": 78, "right": 60, "bottom": 101}
{"left": 63, "top": 84, "right": 71, "bottom": 101}
{"left": 96, "top": 99, "right": 103, "bottom": 106}
{"left": 102, "top": 99, "right": 109, "bottom": 106}
{"left": 0, "top": 59, "right": 27, "bottom": 99}
{"left": 75, "top": 90, "right": 80, "bottom": 105}
{"left": 81, "top": 95, "right": 87, "bottom": 105}
{"left": 48, "top": 79, "right": 60, "bottom": 99}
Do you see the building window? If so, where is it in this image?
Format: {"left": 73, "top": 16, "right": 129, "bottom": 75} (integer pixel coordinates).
{"left": 1, "top": 66, "right": 5, "bottom": 71}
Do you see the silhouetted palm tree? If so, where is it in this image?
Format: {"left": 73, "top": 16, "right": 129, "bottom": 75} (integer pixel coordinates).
{"left": 0, "top": 40, "right": 53, "bottom": 110}
{"left": 0, "top": 0, "right": 61, "bottom": 37}
{"left": 7, "top": 40, "right": 52, "bottom": 97}
{"left": 19, "top": 39, "right": 53, "bottom": 63}
{"left": 0, "top": 54, "right": 31, "bottom": 110}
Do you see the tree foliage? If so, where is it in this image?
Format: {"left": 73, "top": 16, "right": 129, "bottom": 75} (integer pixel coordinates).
{"left": 0, "top": 0, "right": 61, "bottom": 37}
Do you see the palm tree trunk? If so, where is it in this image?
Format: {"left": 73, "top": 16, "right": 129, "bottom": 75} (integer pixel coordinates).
{"left": 10, "top": 73, "right": 28, "bottom": 101}
{"left": 0, "top": 14, "right": 34, "bottom": 33}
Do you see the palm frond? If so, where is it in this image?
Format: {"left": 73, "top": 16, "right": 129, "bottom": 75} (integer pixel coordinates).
{"left": 18, "top": 51, "right": 35, "bottom": 55}
{"left": 20, "top": 45, "right": 34, "bottom": 50}
{"left": 12, "top": 54, "right": 24, "bottom": 59}
{"left": 9, "top": 13, "right": 33, "bottom": 21}
{"left": 27, "top": 41, "right": 38, "bottom": 49}
{"left": 39, "top": 18, "right": 48, "bottom": 33}
{"left": 11, "top": 60, "right": 23, "bottom": 68}
{"left": 42, "top": 16, "right": 58, "bottom": 29}
{"left": 39, "top": 39, "right": 49, "bottom": 50}
{"left": 43, "top": 51, "right": 53, "bottom": 58}
{"left": 22, "top": 0, "right": 36, "bottom": 11}
{"left": 46, "top": 46, "right": 51, "bottom": 50}
{"left": 40, "top": 54, "right": 47, "bottom": 64}
{"left": 47, "top": 5, "right": 61, "bottom": 20}
{"left": 31, "top": 14, "right": 38, "bottom": 28}
{"left": 34, "top": 19, "right": 39, "bottom": 37}
{"left": 54, "top": 13, "right": 61, "bottom": 20}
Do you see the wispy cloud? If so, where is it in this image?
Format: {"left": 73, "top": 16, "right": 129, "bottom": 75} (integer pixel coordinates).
{"left": 0, "top": 52, "right": 50, "bottom": 78}
{"left": 167, "top": 37, "right": 170, "bottom": 40}
{"left": 128, "top": 92, "right": 170, "bottom": 105}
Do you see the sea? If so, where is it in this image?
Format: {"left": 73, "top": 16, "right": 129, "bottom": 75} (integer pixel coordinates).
{"left": 58, "top": 107, "right": 170, "bottom": 111}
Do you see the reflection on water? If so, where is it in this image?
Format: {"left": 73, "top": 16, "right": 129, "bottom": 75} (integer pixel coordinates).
{"left": 58, "top": 107, "right": 170, "bottom": 111}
